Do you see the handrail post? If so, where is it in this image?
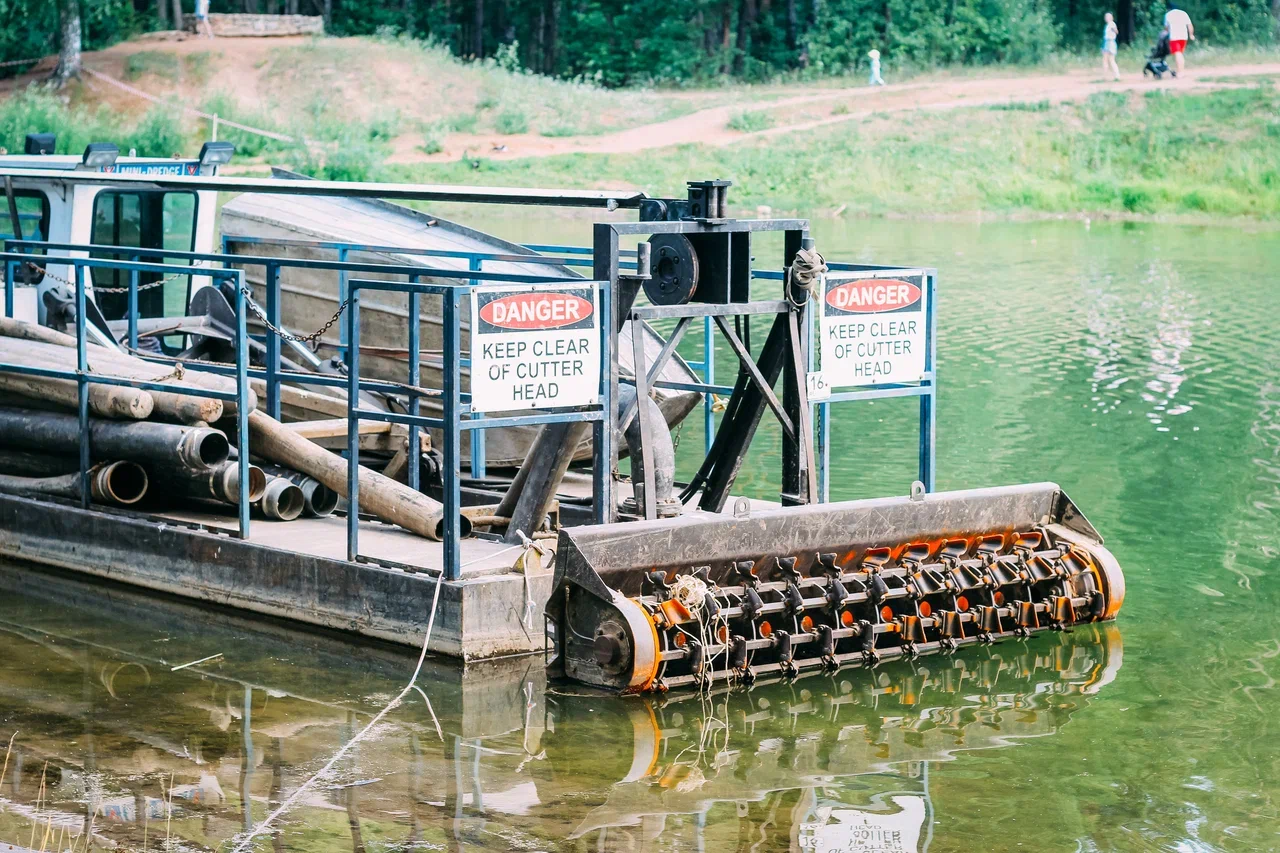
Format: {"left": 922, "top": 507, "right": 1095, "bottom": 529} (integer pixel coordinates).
{"left": 74, "top": 263, "right": 90, "bottom": 509}
{"left": 442, "top": 286, "right": 461, "bottom": 581}
{"left": 4, "top": 259, "right": 13, "bottom": 319}
{"left": 337, "top": 247, "right": 350, "bottom": 365}
{"left": 703, "top": 314, "right": 715, "bottom": 454}
{"left": 265, "top": 263, "right": 281, "bottom": 421}
{"left": 919, "top": 270, "right": 938, "bottom": 492}
{"left": 592, "top": 279, "right": 613, "bottom": 524}
{"left": 232, "top": 272, "right": 251, "bottom": 539}
{"left": 806, "top": 291, "right": 826, "bottom": 503}
{"left": 346, "top": 285, "right": 362, "bottom": 562}
{"left": 128, "top": 256, "right": 139, "bottom": 351}
{"left": 407, "top": 275, "right": 421, "bottom": 493}
{"left": 468, "top": 255, "right": 486, "bottom": 479}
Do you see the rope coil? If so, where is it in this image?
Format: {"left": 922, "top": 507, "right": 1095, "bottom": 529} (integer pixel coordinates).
{"left": 787, "top": 247, "right": 828, "bottom": 307}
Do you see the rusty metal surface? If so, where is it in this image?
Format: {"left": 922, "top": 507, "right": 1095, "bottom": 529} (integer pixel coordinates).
{"left": 558, "top": 482, "right": 1085, "bottom": 597}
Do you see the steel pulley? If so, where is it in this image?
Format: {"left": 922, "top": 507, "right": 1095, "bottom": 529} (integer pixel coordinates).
{"left": 643, "top": 234, "right": 700, "bottom": 306}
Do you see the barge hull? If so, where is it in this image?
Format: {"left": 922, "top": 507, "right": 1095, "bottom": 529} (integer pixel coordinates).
{"left": 0, "top": 492, "right": 550, "bottom": 660}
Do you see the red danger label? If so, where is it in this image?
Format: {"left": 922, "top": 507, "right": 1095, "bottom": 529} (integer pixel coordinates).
{"left": 479, "top": 292, "right": 593, "bottom": 330}
{"left": 825, "top": 279, "right": 922, "bottom": 313}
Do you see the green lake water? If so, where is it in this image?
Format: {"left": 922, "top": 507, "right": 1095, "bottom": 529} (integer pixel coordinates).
{"left": 2, "top": 217, "right": 1279, "bottom": 852}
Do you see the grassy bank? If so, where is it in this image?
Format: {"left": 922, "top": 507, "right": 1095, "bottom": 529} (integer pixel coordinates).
{"left": 2, "top": 54, "right": 1277, "bottom": 221}
{"left": 384, "top": 82, "right": 1280, "bottom": 220}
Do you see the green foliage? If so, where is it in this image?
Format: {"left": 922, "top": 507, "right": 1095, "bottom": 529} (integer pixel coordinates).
{"left": 808, "top": 0, "right": 1063, "bottom": 74}
{"left": 991, "top": 99, "right": 1052, "bottom": 111}
{"left": 0, "top": 87, "right": 192, "bottom": 157}
{"left": 420, "top": 123, "right": 446, "bottom": 154}
{"left": 4, "top": 0, "right": 1276, "bottom": 90}
{"left": 122, "top": 104, "right": 186, "bottom": 156}
{"left": 200, "top": 92, "right": 294, "bottom": 158}
{"left": 540, "top": 122, "right": 581, "bottom": 137}
{"left": 0, "top": 0, "right": 147, "bottom": 75}
{"left": 494, "top": 108, "right": 529, "bottom": 135}
{"left": 727, "top": 110, "right": 775, "bottom": 132}
{"left": 444, "top": 113, "right": 479, "bottom": 134}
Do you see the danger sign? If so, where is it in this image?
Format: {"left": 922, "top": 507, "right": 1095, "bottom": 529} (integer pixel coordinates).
{"left": 820, "top": 272, "right": 928, "bottom": 387}
{"left": 470, "top": 284, "right": 601, "bottom": 413}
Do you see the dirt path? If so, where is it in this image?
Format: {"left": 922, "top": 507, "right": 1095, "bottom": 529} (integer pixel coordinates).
{"left": 5, "top": 34, "right": 1276, "bottom": 167}
{"left": 398, "top": 62, "right": 1280, "bottom": 165}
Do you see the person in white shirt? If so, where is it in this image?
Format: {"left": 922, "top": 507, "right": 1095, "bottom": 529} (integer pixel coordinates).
{"left": 1163, "top": 3, "right": 1194, "bottom": 74}
{"left": 1100, "top": 13, "right": 1120, "bottom": 81}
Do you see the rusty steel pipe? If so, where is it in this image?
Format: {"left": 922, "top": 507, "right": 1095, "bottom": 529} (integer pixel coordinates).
{"left": 0, "top": 407, "right": 229, "bottom": 471}
{"left": 0, "top": 460, "right": 149, "bottom": 506}
{"left": 259, "top": 464, "right": 338, "bottom": 518}
{"left": 153, "top": 460, "right": 267, "bottom": 505}
{"left": 256, "top": 476, "right": 305, "bottom": 521}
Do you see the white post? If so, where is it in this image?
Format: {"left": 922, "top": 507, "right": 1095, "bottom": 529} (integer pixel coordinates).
{"left": 211, "top": 114, "right": 219, "bottom": 141}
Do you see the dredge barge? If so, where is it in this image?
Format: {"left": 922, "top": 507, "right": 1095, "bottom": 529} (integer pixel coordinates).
{"left": 0, "top": 137, "right": 1125, "bottom": 689}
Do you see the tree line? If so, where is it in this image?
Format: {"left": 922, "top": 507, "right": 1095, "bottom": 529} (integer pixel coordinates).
{"left": 5, "top": 0, "right": 1278, "bottom": 87}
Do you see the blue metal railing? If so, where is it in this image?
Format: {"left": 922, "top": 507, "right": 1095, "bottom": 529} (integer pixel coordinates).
{"left": 0, "top": 251, "right": 253, "bottom": 538}
{"left": 2, "top": 235, "right": 937, "bottom": 577}
{"left": 2, "top": 239, "right": 612, "bottom": 581}
{"left": 211, "top": 237, "right": 938, "bottom": 496}
{"left": 344, "top": 276, "right": 613, "bottom": 575}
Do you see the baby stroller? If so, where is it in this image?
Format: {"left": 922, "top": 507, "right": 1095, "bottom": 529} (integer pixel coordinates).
{"left": 1144, "top": 31, "right": 1174, "bottom": 78}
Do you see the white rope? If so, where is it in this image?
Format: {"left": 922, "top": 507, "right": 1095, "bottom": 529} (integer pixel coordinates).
{"left": 0, "top": 57, "right": 42, "bottom": 68}
{"left": 81, "top": 66, "right": 296, "bottom": 143}
{"left": 670, "top": 574, "right": 709, "bottom": 613}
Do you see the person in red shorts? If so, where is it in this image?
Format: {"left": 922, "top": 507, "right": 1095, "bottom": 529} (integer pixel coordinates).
{"left": 1163, "top": 2, "right": 1195, "bottom": 75}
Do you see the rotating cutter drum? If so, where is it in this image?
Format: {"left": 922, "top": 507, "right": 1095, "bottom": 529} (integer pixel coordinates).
{"left": 548, "top": 482, "right": 1126, "bottom": 693}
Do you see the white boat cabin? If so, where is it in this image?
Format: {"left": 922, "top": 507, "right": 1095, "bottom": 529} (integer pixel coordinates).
{"left": 0, "top": 138, "right": 228, "bottom": 327}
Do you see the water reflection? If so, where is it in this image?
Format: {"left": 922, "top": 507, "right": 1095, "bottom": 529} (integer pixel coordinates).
{"left": 0, "top": 561, "right": 1122, "bottom": 853}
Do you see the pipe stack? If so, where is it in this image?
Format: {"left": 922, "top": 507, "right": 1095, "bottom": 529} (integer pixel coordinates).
{"left": 0, "top": 318, "right": 460, "bottom": 539}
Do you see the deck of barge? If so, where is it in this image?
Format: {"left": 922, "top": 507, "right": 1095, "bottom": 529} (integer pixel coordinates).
{"left": 0, "top": 487, "right": 780, "bottom": 661}
{"left": 160, "top": 508, "right": 533, "bottom": 577}
{"left": 0, "top": 491, "right": 550, "bottom": 660}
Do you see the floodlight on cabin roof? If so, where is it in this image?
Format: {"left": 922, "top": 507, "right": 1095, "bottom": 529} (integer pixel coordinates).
{"left": 81, "top": 142, "right": 119, "bottom": 168}
{"left": 24, "top": 133, "right": 55, "bottom": 156}
{"left": 198, "top": 141, "right": 235, "bottom": 174}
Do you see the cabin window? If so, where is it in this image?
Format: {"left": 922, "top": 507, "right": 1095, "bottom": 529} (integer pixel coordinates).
{"left": 89, "top": 190, "right": 198, "bottom": 324}
{"left": 0, "top": 190, "right": 51, "bottom": 284}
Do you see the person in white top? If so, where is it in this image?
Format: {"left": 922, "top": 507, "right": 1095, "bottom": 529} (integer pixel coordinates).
{"left": 1163, "top": 2, "right": 1194, "bottom": 74}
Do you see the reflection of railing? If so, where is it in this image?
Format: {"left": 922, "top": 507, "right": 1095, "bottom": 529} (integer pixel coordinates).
{"left": 0, "top": 251, "right": 253, "bottom": 536}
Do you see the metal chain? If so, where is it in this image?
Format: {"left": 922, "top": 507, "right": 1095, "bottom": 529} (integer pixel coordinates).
{"left": 241, "top": 286, "right": 348, "bottom": 344}
{"left": 16, "top": 262, "right": 343, "bottom": 346}
{"left": 22, "top": 261, "right": 193, "bottom": 293}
